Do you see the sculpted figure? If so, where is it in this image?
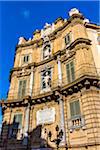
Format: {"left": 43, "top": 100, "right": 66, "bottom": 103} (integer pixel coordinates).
{"left": 44, "top": 71, "right": 51, "bottom": 88}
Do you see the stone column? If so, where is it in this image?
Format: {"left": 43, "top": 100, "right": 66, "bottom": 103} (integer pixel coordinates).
{"left": 30, "top": 67, "right": 34, "bottom": 96}
{"left": 57, "top": 55, "right": 66, "bottom": 144}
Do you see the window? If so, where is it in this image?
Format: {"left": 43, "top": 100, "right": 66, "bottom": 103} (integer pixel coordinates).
{"left": 41, "top": 68, "right": 52, "bottom": 90}
{"left": 66, "top": 61, "right": 75, "bottom": 83}
{"left": 70, "top": 100, "right": 81, "bottom": 118}
{"left": 68, "top": 100, "right": 85, "bottom": 130}
{"left": 43, "top": 44, "right": 51, "bottom": 60}
{"left": 65, "top": 32, "right": 71, "bottom": 46}
{"left": 18, "top": 80, "right": 26, "bottom": 98}
{"left": 13, "top": 114, "right": 22, "bottom": 129}
{"left": 23, "top": 55, "right": 29, "bottom": 63}
{"left": 10, "top": 114, "right": 22, "bottom": 138}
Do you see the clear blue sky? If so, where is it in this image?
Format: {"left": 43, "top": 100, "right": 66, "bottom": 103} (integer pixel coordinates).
{"left": 0, "top": 1, "right": 99, "bottom": 123}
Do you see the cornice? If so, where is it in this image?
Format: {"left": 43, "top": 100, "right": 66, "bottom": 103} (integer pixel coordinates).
{"left": 35, "top": 56, "right": 54, "bottom": 67}
{"left": 68, "top": 38, "right": 91, "bottom": 50}
{"left": 61, "top": 75, "right": 100, "bottom": 96}
{"left": 9, "top": 62, "right": 35, "bottom": 81}
{"left": 85, "top": 23, "right": 100, "bottom": 30}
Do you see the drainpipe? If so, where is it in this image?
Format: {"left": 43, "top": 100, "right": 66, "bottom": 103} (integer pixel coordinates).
{"left": 57, "top": 55, "right": 66, "bottom": 145}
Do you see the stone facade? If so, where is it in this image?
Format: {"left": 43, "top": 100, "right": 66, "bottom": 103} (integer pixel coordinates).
{"left": 0, "top": 8, "right": 100, "bottom": 150}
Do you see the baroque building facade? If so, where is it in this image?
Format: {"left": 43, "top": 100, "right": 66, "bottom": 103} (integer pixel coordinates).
{"left": 0, "top": 8, "right": 100, "bottom": 150}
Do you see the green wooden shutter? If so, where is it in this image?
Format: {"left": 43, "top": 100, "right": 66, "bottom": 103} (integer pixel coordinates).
{"left": 18, "top": 81, "right": 22, "bottom": 98}
{"left": 70, "top": 100, "right": 80, "bottom": 118}
{"left": 75, "top": 100, "right": 80, "bottom": 116}
{"left": 70, "top": 61, "right": 75, "bottom": 81}
{"left": 70, "top": 102, "right": 75, "bottom": 117}
{"left": 22, "top": 80, "right": 26, "bottom": 97}
{"left": 66, "top": 64, "right": 71, "bottom": 83}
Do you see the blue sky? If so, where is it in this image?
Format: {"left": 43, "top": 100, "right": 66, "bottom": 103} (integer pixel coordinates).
{"left": 0, "top": 1, "right": 99, "bottom": 123}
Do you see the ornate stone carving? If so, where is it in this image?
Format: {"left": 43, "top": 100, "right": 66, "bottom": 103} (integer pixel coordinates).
{"left": 18, "top": 37, "right": 26, "bottom": 45}
{"left": 69, "top": 8, "right": 80, "bottom": 17}
{"left": 36, "top": 107, "right": 55, "bottom": 125}
{"left": 42, "top": 36, "right": 52, "bottom": 60}
{"left": 41, "top": 23, "right": 54, "bottom": 37}
{"left": 43, "top": 72, "right": 51, "bottom": 89}
{"left": 62, "top": 49, "right": 76, "bottom": 62}
{"left": 17, "top": 68, "right": 31, "bottom": 77}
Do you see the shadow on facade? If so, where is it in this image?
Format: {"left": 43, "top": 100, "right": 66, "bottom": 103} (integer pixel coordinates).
{"left": 0, "top": 121, "right": 53, "bottom": 150}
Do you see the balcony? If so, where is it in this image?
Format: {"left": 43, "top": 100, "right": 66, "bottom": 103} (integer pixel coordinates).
{"left": 7, "top": 64, "right": 100, "bottom": 101}
{"left": 68, "top": 115, "right": 85, "bottom": 132}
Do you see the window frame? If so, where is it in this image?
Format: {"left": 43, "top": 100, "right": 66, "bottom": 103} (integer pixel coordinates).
{"left": 65, "top": 32, "right": 72, "bottom": 46}
{"left": 66, "top": 60, "right": 75, "bottom": 83}
{"left": 9, "top": 113, "right": 23, "bottom": 138}
{"left": 13, "top": 113, "right": 22, "bottom": 129}
{"left": 21, "top": 53, "right": 32, "bottom": 66}
{"left": 18, "top": 79, "right": 27, "bottom": 98}
{"left": 70, "top": 100, "right": 81, "bottom": 119}
{"left": 23, "top": 54, "right": 30, "bottom": 63}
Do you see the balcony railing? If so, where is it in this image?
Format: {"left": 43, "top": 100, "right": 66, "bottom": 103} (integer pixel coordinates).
{"left": 68, "top": 115, "right": 85, "bottom": 132}
{"left": 7, "top": 64, "right": 100, "bottom": 101}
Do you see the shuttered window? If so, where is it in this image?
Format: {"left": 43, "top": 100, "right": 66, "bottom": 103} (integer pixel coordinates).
{"left": 66, "top": 61, "right": 75, "bottom": 83}
{"left": 70, "top": 100, "right": 81, "bottom": 118}
{"left": 18, "top": 80, "right": 26, "bottom": 98}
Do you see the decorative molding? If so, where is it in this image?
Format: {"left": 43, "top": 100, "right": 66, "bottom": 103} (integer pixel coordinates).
{"left": 62, "top": 49, "right": 76, "bottom": 62}
{"left": 17, "top": 68, "right": 31, "bottom": 77}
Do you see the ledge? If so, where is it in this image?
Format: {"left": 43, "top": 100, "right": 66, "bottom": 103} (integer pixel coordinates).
{"left": 85, "top": 23, "right": 100, "bottom": 30}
